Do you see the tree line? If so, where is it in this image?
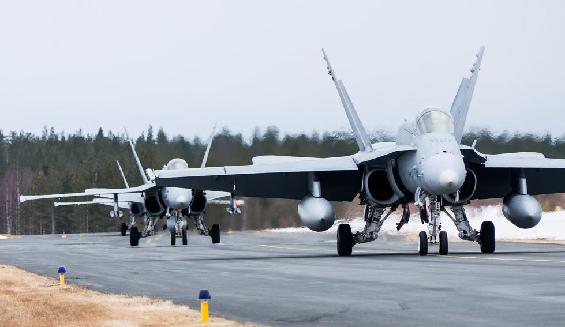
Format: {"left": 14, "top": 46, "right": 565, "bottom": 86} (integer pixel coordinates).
{"left": 1, "top": 127, "right": 564, "bottom": 235}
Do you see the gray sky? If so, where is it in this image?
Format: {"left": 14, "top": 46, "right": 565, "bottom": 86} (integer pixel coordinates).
{"left": 0, "top": 1, "right": 564, "bottom": 140}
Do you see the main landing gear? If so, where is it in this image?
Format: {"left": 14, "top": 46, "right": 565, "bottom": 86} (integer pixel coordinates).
{"left": 120, "top": 222, "right": 128, "bottom": 236}
{"left": 128, "top": 214, "right": 159, "bottom": 247}
{"left": 130, "top": 226, "right": 140, "bottom": 246}
{"left": 120, "top": 214, "right": 138, "bottom": 236}
{"left": 336, "top": 195, "right": 496, "bottom": 256}
{"left": 337, "top": 204, "right": 396, "bottom": 257}
{"left": 193, "top": 214, "right": 221, "bottom": 244}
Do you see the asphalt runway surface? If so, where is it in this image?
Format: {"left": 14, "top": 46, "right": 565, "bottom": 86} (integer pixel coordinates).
{"left": 1, "top": 230, "right": 565, "bottom": 327}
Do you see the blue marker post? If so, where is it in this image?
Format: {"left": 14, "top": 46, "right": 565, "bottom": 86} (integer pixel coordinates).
{"left": 198, "top": 290, "right": 211, "bottom": 323}
{"left": 58, "top": 266, "right": 66, "bottom": 286}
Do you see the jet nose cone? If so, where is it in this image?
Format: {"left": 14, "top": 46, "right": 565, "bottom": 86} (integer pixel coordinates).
{"left": 420, "top": 153, "right": 466, "bottom": 195}
{"left": 439, "top": 170, "right": 460, "bottom": 193}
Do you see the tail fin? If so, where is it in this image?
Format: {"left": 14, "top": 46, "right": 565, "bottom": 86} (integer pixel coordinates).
{"left": 451, "top": 46, "right": 485, "bottom": 143}
{"left": 124, "top": 127, "right": 149, "bottom": 184}
{"left": 201, "top": 123, "right": 217, "bottom": 168}
{"left": 322, "top": 49, "right": 373, "bottom": 152}
{"left": 116, "top": 160, "right": 130, "bottom": 188}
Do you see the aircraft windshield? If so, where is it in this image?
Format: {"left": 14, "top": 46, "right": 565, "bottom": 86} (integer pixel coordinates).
{"left": 166, "top": 159, "right": 189, "bottom": 170}
{"left": 416, "top": 110, "right": 454, "bottom": 134}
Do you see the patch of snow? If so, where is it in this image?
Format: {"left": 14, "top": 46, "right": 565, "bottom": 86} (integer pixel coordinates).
{"left": 267, "top": 205, "right": 565, "bottom": 241}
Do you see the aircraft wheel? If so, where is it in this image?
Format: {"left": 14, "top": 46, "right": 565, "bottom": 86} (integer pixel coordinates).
{"left": 120, "top": 223, "right": 128, "bottom": 236}
{"left": 418, "top": 231, "right": 428, "bottom": 256}
{"left": 480, "top": 221, "right": 495, "bottom": 254}
{"left": 182, "top": 228, "right": 188, "bottom": 245}
{"left": 439, "top": 231, "right": 448, "bottom": 255}
{"left": 170, "top": 230, "right": 176, "bottom": 246}
{"left": 162, "top": 224, "right": 167, "bottom": 231}
{"left": 210, "top": 224, "right": 221, "bottom": 244}
{"left": 337, "top": 224, "right": 353, "bottom": 256}
{"left": 129, "top": 227, "right": 140, "bottom": 246}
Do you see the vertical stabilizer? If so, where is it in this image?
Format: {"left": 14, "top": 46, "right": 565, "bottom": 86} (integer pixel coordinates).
{"left": 201, "top": 123, "right": 217, "bottom": 168}
{"left": 116, "top": 160, "right": 130, "bottom": 188}
{"left": 451, "top": 46, "right": 485, "bottom": 143}
{"left": 322, "top": 49, "right": 373, "bottom": 152}
{"left": 124, "top": 127, "right": 149, "bottom": 184}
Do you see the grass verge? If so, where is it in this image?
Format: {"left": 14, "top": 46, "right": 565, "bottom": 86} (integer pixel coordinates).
{"left": 0, "top": 264, "right": 254, "bottom": 327}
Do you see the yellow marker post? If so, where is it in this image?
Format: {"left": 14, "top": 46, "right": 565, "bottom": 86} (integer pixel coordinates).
{"left": 198, "top": 290, "right": 211, "bottom": 323}
{"left": 58, "top": 266, "right": 66, "bottom": 286}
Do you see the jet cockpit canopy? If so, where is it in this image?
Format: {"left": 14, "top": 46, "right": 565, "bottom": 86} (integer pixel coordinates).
{"left": 416, "top": 108, "right": 454, "bottom": 134}
{"left": 165, "top": 158, "right": 189, "bottom": 170}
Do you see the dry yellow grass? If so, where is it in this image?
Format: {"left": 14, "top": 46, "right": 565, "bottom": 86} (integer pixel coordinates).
{"left": 0, "top": 264, "right": 255, "bottom": 327}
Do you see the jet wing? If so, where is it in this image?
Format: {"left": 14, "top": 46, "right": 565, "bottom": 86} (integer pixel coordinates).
{"left": 20, "top": 183, "right": 152, "bottom": 203}
{"left": 83, "top": 182, "right": 155, "bottom": 195}
{"left": 156, "top": 147, "right": 414, "bottom": 201}
{"left": 54, "top": 199, "right": 132, "bottom": 209}
{"left": 468, "top": 152, "right": 565, "bottom": 199}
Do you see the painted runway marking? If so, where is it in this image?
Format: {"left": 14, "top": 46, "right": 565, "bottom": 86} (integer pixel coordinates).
{"left": 443, "top": 255, "right": 565, "bottom": 264}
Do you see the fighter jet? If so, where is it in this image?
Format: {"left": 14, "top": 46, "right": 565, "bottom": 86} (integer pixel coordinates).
{"left": 155, "top": 47, "right": 565, "bottom": 256}
{"left": 20, "top": 126, "right": 243, "bottom": 247}
{"left": 52, "top": 160, "right": 148, "bottom": 237}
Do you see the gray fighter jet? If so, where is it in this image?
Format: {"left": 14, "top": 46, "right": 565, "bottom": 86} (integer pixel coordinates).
{"left": 20, "top": 126, "right": 242, "bottom": 247}
{"left": 155, "top": 47, "right": 565, "bottom": 256}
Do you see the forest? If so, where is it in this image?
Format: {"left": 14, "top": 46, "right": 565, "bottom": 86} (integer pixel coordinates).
{"left": 1, "top": 126, "right": 564, "bottom": 235}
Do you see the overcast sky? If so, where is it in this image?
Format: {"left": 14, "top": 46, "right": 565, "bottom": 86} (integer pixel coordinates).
{"left": 0, "top": 1, "right": 564, "bottom": 140}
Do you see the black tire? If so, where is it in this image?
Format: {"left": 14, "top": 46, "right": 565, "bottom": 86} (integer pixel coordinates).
{"left": 120, "top": 223, "right": 128, "bottom": 236}
{"left": 129, "top": 227, "right": 140, "bottom": 246}
{"left": 439, "top": 231, "right": 448, "bottom": 255}
{"left": 210, "top": 224, "right": 221, "bottom": 244}
{"left": 182, "top": 228, "right": 188, "bottom": 245}
{"left": 337, "top": 224, "right": 354, "bottom": 256}
{"left": 162, "top": 224, "right": 167, "bottom": 231}
{"left": 170, "top": 230, "right": 176, "bottom": 246}
{"left": 480, "top": 221, "right": 495, "bottom": 254}
{"left": 418, "top": 231, "right": 428, "bottom": 256}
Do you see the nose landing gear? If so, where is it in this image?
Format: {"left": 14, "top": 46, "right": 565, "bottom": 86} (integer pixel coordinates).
{"left": 417, "top": 194, "right": 448, "bottom": 256}
{"left": 167, "top": 211, "right": 188, "bottom": 246}
{"left": 417, "top": 193, "right": 496, "bottom": 255}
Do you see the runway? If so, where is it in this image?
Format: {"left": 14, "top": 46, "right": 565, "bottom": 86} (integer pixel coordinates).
{"left": 1, "top": 230, "right": 564, "bottom": 327}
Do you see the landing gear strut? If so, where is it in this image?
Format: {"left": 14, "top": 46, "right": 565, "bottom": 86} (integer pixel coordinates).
{"left": 336, "top": 204, "right": 395, "bottom": 256}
